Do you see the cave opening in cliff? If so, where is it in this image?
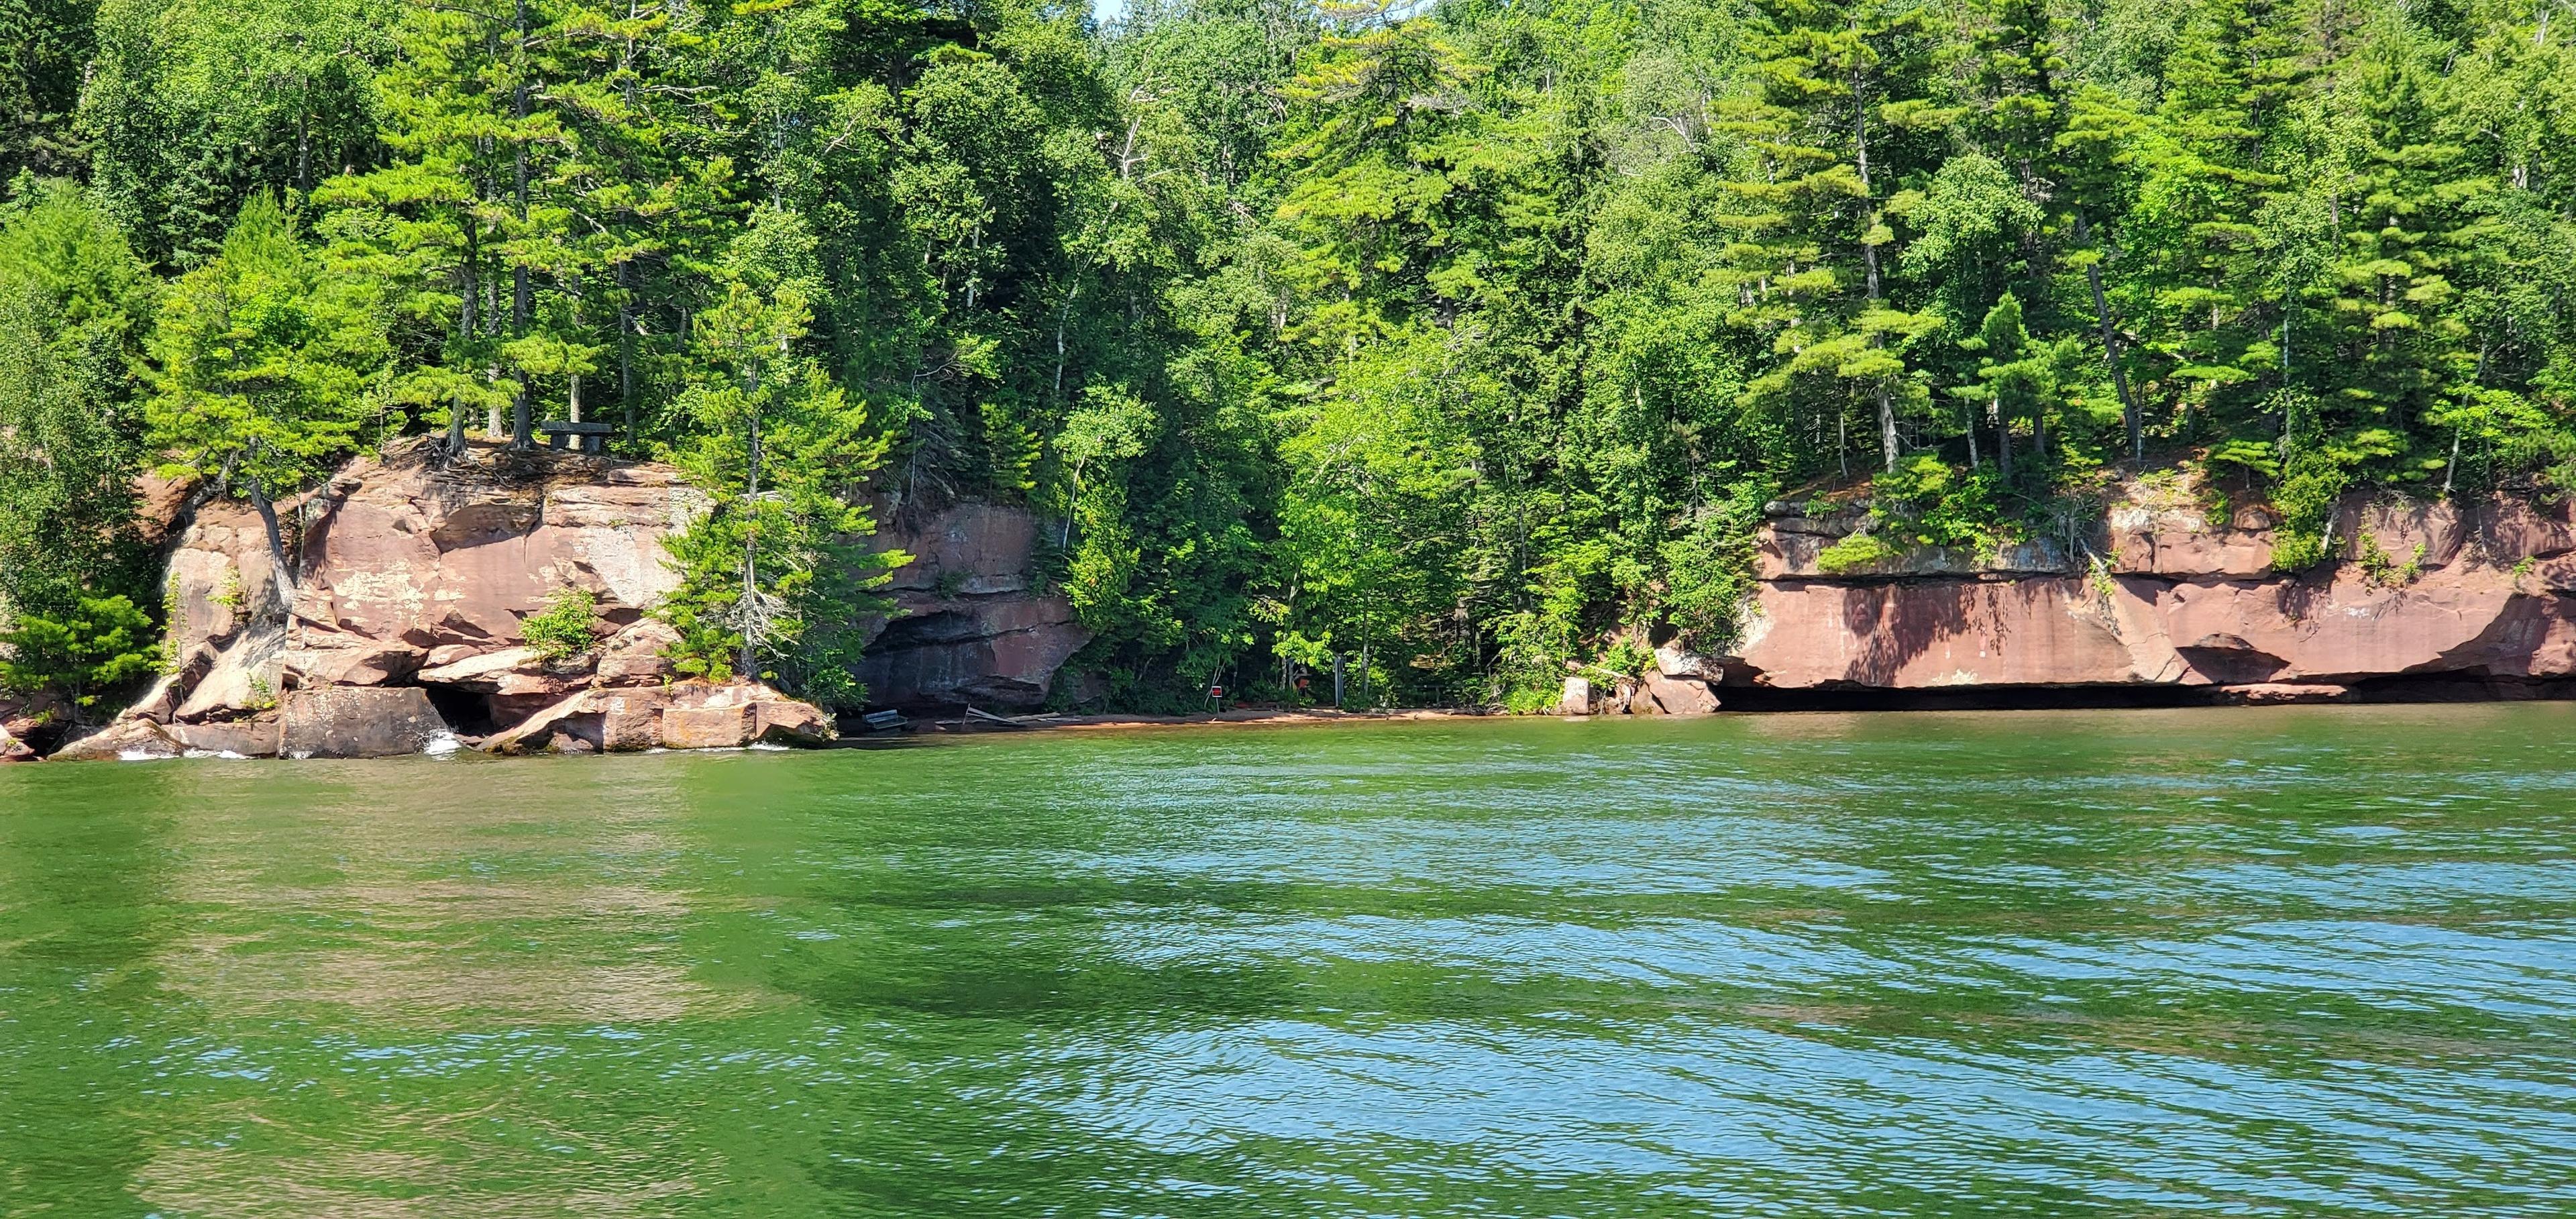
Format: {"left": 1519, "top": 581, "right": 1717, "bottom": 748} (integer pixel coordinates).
{"left": 418, "top": 684, "right": 498, "bottom": 736}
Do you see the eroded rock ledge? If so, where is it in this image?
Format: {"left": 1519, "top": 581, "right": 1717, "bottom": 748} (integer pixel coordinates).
{"left": 1723, "top": 480, "right": 2576, "bottom": 701}
{"left": 53, "top": 439, "right": 836, "bottom": 759}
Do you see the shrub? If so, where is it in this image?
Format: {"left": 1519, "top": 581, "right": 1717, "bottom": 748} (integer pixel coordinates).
{"left": 0, "top": 594, "right": 161, "bottom": 717}
{"left": 522, "top": 587, "right": 600, "bottom": 661}
{"left": 1657, "top": 478, "right": 1772, "bottom": 652}
{"left": 2270, "top": 451, "right": 2352, "bottom": 572}
{"left": 1817, "top": 531, "right": 1903, "bottom": 574}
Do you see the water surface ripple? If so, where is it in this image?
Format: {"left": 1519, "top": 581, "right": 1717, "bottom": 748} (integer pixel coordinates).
{"left": 3, "top": 704, "right": 2573, "bottom": 1216}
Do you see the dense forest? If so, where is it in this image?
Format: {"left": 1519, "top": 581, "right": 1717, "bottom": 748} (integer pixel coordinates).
{"left": 5, "top": 0, "right": 2576, "bottom": 712}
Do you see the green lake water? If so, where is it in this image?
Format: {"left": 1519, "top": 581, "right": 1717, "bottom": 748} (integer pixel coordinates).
{"left": 2, "top": 706, "right": 2573, "bottom": 1216}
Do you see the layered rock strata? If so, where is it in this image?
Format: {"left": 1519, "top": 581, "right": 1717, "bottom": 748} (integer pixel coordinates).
{"left": 853, "top": 502, "right": 1090, "bottom": 710}
{"left": 58, "top": 439, "right": 835, "bottom": 759}
{"left": 1727, "top": 482, "right": 2576, "bottom": 700}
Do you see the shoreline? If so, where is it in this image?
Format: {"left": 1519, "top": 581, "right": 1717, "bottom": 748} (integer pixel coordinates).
{"left": 884, "top": 674, "right": 2576, "bottom": 737}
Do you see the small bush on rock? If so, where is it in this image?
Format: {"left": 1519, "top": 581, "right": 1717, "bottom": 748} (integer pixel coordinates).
{"left": 0, "top": 594, "right": 160, "bottom": 718}
{"left": 523, "top": 588, "right": 599, "bottom": 661}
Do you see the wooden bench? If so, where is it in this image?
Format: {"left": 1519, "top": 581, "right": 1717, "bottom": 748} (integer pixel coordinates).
{"left": 537, "top": 421, "right": 616, "bottom": 454}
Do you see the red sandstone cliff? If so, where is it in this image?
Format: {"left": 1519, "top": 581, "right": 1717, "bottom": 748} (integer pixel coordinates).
{"left": 1724, "top": 478, "right": 2576, "bottom": 700}
{"left": 46, "top": 439, "right": 1091, "bottom": 760}
{"left": 56, "top": 440, "right": 833, "bottom": 759}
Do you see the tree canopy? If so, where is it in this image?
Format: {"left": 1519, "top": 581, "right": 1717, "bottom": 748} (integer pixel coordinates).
{"left": 9, "top": 0, "right": 2576, "bottom": 710}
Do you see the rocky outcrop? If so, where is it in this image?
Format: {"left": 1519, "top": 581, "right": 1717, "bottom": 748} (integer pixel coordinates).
{"left": 58, "top": 439, "right": 835, "bottom": 759}
{"left": 0, "top": 692, "right": 59, "bottom": 761}
{"left": 482, "top": 680, "right": 833, "bottom": 754}
{"left": 854, "top": 502, "right": 1090, "bottom": 709}
{"left": 1726, "top": 478, "right": 2576, "bottom": 698}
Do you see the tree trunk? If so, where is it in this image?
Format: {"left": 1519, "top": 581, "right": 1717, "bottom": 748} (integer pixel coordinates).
{"left": 1996, "top": 397, "right": 2013, "bottom": 480}
{"left": 738, "top": 363, "right": 764, "bottom": 681}
{"left": 510, "top": 0, "right": 534, "bottom": 450}
{"left": 2074, "top": 211, "right": 2141, "bottom": 462}
{"left": 247, "top": 478, "right": 292, "bottom": 591}
{"left": 452, "top": 207, "right": 478, "bottom": 458}
{"left": 1854, "top": 61, "right": 1896, "bottom": 473}
{"left": 618, "top": 260, "right": 635, "bottom": 446}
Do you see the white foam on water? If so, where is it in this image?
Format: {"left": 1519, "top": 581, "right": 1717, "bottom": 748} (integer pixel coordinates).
{"left": 423, "top": 733, "right": 464, "bottom": 757}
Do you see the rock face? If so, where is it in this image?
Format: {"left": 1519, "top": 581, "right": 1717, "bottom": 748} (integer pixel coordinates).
{"left": 1727, "top": 479, "right": 2576, "bottom": 698}
{"left": 482, "top": 680, "right": 835, "bottom": 754}
{"left": 0, "top": 692, "right": 60, "bottom": 761}
{"left": 853, "top": 502, "right": 1090, "bottom": 709}
{"left": 59, "top": 439, "right": 835, "bottom": 759}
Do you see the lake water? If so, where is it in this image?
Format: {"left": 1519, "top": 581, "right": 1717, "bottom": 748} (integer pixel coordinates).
{"left": 3, "top": 706, "right": 2573, "bottom": 1216}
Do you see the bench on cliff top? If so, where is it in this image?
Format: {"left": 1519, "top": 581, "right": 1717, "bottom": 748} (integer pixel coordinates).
{"left": 537, "top": 421, "right": 616, "bottom": 454}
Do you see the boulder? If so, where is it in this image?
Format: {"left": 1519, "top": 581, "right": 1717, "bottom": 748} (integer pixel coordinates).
{"left": 0, "top": 726, "right": 32, "bottom": 763}
{"left": 595, "top": 619, "right": 680, "bottom": 686}
{"left": 1642, "top": 671, "right": 1722, "bottom": 715}
{"left": 169, "top": 719, "right": 282, "bottom": 757}
{"left": 1558, "top": 676, "right": 1596, "bottom": 715}
{"left": 51, "top": 719, "right": 184, "bottom": 762}
{"left": 482, "top": 682, "right": 833, "bottom": 754}
{"left": 278, "top": 686, "right": 449, "bottom": 758}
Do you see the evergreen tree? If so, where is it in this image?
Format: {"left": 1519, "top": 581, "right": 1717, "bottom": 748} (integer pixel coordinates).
{"left": 0, "top": 178, "right": 158, "bottom": 619}
{"left": 1722, "top": 0, "right": 1953, "bottom": 474}
{"left": 144, "top": 192, "right": 387, "bottom": 579}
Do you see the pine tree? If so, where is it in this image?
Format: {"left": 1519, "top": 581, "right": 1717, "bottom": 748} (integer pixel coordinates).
{"left": 2123, "top": 0, "right": 2308, "bottom": 450}
{"left": 1722, "top": 0, "right": 1953, "bottom": 474}
{"left": 144, "top": 192, "right": 387, "bottom": 581}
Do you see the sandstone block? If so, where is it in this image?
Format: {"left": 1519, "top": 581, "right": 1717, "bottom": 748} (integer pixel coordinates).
{"left": 597, "top": 690, "right": 670, "bottom": 751}
{"left": 754, "top": 697, "right": 834, "bottom": 744}
{"left": 279, "top": 686, "right": 449, "bottom": 758}
{"left": 51, "top": 719, "right": 183, "bottom": 761}
{"left": 170, "top": 720, "right": 282, "bottom": 757}
{"left": 1643, "top": 671, "right": 1722, "bottom": 715}
{"left": 661, "top": 702, "right": 755, "bottom": 749}
{"left": 596, "top": 619, "right": 681, "bottom": 686}
{"left": 284, "top": 640, "right": 425, "bottom": 686}
{"left": 1737, "top": 577, "right": 2141, "bottom": 688}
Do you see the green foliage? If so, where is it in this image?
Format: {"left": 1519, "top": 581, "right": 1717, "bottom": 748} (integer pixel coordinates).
{"left": 0, "top": 176, "right": 157, "bottom": 619}
{"left": 1817, "top": 531, "right": 1904, "bottom": 575}
{"left": 1870, "top": 454, "right": 2008, "bottom": 550}
{"left": 2271, "top": 449, "right": 2353, "bottom": 572}
{"left": 655, "top": 214, "right": 902, "bottom": 706}
{"left": 0, "top": 594, "right": 160, "bottom": 714}
{"left": 11, "top": 0, "right": 2576, "bottom": 716}
{"left": 2356, "top": 535, "right": 2425, "bottom": 588}
{"left": 144, "top": 190, "right": 385, "bottom": 570}
{"left": 1656, "top": 479, "right": 1772, "bottom": 653}
{"left": 521, "top": 586, "right": 598, "bottom": 661}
